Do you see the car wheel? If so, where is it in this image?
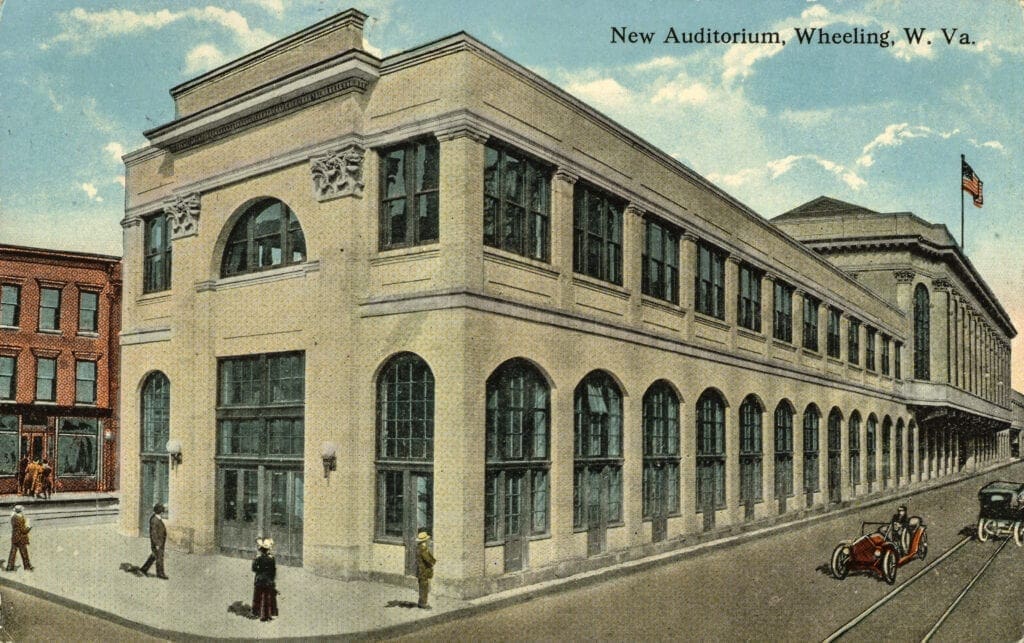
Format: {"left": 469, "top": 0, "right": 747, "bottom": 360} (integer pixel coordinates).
{"left": 917, "top": 531, "right": 928, "bottom": 560}
{"left": 978, "top": 518, "right": 990, "bottom": 542}
{"left": 830, "top": 544, "right": 849, "bottom": 580}
{"left": 900, "top": 528, "right": 911, "bottom": 555}
{"left": 882, "top": 549, "right": 897, "bottom": 585}
{"left": 1014, "top": 522, "right": 1024, "bottom": 547}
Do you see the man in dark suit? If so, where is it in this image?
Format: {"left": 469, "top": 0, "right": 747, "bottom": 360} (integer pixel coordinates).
{"left": 139, "top": 503, "right": 168, "bottom": 579}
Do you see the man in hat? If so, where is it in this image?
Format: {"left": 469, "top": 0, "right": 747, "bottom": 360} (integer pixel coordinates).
{"left": 415, "top": 531, "right": 436, "bottom": 609}
{"left": 889, "top": 504, "right": 910, "bottom": 554}
{"left": 5, "top": 505, "right": 33, "bottom": 571}
{"left": 139, "top": 502, "right": 168, "bottom": 579}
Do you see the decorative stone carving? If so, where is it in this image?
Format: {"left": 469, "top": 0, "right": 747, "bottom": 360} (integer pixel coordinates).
{"left": 893, "top": 269, "right": 916, "bottom": 284}
{"left": 310, "top": 144, "right": 365, "bottom": 201}
{"left": 932, "top": 278, "right": 953, "bottom": 292}
{"left": 553, "top": 167, "right": 578, "bottom": 185}
{"left": 164, "top": 193, "right": 201, "bottom": 240}
{"left": 624, "top": 203, "right": 645, "bottom": 218}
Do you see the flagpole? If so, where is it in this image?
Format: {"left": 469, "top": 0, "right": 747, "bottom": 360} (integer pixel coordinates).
{"left": 960, "top": 153, "right": 965, "bottom": 251}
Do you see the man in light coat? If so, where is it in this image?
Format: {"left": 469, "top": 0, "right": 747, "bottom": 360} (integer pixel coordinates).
{"left": 416, "top": 531, "right": 436, "bottom": 609}
{"left": 5, "top": 505, "right": 33, "bottom": 571}
{"left": 139, "top": 503, "right": 168, "bottom": 579}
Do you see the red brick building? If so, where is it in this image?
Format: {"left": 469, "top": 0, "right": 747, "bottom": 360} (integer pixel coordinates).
{"left": 0, "top": 244, "right": 121, "bottom": 494}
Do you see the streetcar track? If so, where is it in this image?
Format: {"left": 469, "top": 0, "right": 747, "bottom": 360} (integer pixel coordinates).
{"left": 920, "top": 537, "right": 1008, "bottom": 642}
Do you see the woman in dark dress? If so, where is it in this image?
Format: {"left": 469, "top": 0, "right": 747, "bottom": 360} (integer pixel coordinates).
{"left": 252, "top": 537, "right": 278, "bottom": 621}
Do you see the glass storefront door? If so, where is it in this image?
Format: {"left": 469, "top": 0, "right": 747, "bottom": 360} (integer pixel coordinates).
{"left": 139, "top": 458, "right": 169, "bottom": 535}
{"left": 217, "top": 465, "right": 304, "bottom": 565}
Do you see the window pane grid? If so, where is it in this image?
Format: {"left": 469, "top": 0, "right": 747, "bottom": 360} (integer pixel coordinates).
{"left": 1, "top": 285, "right": 21, "bottom": 327}
{"left": 144, "top": 214, "right": 172, "bottom": 293}
{"left": 737, "top": 265, "right": 762, "bottom": 331}
{"left": 380, "top": 139, "right": 439, "bottom": 249}
{"left": 39, "top": 287, "right": 61, "bottom": 331}
{"left": 774, "top": 283, "right": 793, "bottom": 342}
{"left": 484, "top": 144, "right": 552, "bottom": 261}
{"left": 573, "top": 184, "right": 624, "bottom": 285}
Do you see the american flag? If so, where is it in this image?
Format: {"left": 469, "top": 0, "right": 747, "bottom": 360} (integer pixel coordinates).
{"left": 962, "top": 157, "right": 983, "bottom": 208}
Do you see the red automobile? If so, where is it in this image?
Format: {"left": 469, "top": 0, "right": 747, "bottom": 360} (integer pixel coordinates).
{"left": 829, "top": 517, "right": 928, "bottom": 584}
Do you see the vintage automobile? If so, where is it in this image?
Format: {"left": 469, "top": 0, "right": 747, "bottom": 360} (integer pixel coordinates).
{"left": 830, "top": 516, "right": 928, "bottom": 584}
{"left": 976, "top": 481, "right": 1024, "bottom": 545}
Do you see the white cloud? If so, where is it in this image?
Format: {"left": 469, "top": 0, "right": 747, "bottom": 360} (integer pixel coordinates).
{"left": 633, "top": 56, "right": 684, "bottom": 72}
{"left": 891, "top": 39, "right": 936, "bottom": 62}
{"left": 980, "top": 140, "right": 1005, "bottom": 151}
{"left": 185, "top": 43, "right": 229, "bottom": 74}
{"left": 114, "top": 176, "right": 126, "bottom": 188}
{"left": 244, "top": 0, "right": 285, "bottom": 17}
{"left": 80, "top": 183, "right": 102, "bottom": 202}
{"left": 767, "top": 155, "right": 802, "bottom": 179}
{"left": 564, "top": 77, "right": 632, "bottom": 110}
{"left": 857, "top": 123, "right": 933, "bottom": 167}
{"left": 103, "top": 142, "right": 124, "bottom": 164}
{"left": 708, "top": 154, "right": 865, "bottom": 192}
{"left": 652, "top": 77, "right": 710, "bottom": 105}
{"left": 362, "top": 38, "right": 383, "bottom": 58}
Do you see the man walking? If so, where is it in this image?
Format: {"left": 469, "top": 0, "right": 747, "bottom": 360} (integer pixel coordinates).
{"left": 415, "top": 531, "right": 436, "bottom": 609}
{"left": 139, "top": 503, "right": 168, "bottom": 579}
{"left": 5, "top": 505, "right": 33, "bottom": 571}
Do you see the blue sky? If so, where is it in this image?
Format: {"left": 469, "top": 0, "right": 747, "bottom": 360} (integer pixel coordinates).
{"left": 1, "top": 0, "right": 1022, "bottom": 378}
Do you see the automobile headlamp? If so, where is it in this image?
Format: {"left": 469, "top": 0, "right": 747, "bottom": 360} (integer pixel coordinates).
{"left": 873, "top": 549, "right": 881, "bottom": 558}
{"left": 842, "top": 547, "right": 850, "bottom": 556}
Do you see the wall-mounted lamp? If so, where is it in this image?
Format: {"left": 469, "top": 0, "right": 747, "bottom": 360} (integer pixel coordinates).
{"left": 321, "top": 441, "right": 337, "bottom": 479}
{"left": 166, "top": 439, "right": 183, "bottom": 468}
{"left": 103, "top": 428, "right": 115, "bottom": 442}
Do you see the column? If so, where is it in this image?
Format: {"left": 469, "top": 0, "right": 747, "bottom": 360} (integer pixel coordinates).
{"left": 794, "top": 289, "right": 805, "bottom": 350}
{"left": 624, "top": 204, "right": 645, "bottom": 326}
{"left": 931, "top": 279, "right": 951, "bottom": 385}
{"left": 911, "top": 422, "right": 921, "bottom": 483}
{"left": 761, "top": 274, "right": 775, "bottom": 357}
{"left": 817, "top": 301, "right": 828, "bottom": 366}
{"left": 725, "top": 255, "right": 740, "bottom": 351}
{"left": 839, "top": 411, "right": 850, "bottom": 499}
{"left": 680, "top": 233, "right": 698, "bottom": 342}
{"left": 551, "top": 167, "right": 577, "bottom": 309}
{"left": 858, "top": 414, "right": 868, "bottom": 493}
{"left": 793, "top": 407, "right": 805, "bottom": 511}
{"left": 726, "top": 404, "right": 740, "bottom": 524}
{"left": 840, "top": 312, "right": 851, "bottom": 366}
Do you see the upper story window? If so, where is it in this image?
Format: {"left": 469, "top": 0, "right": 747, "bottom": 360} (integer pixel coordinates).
{"left": 484, "top": 142, "right": 551, "bottom": 261}
{"left": 737, "top": 264, "right": 762, "bottom": 332}
{"left": 827, "top": 307, "right": 841, "bottom": 358}
{"left": 75, "top": 360, "right": 97, "bottom": 404}
{"left": 38, "top": 287, "right": 61, "bottom": 332}
{"left": 642, "top": 218, "right": 679, "bottom": 304}
{"left": 217, "top": 352, "right": 305, "bottom": 458}
{"left": 78, "top": 291, "right": 99, "bottom": 333}
{"left": 143, "top": 213, "right": 172, "bottom": 294}
{"left": 773, "top": 281, "right": 793, "bottom": 342}
{"left": 222, "top": 199, "right": 307, "bottom": 277}
{"left": 848, "top": 318, "right": 861, "bottom": 365}
{"left": 914, "top": 284, "right": 930, "bottom": 380}
{"left": 895, "top": 342, "right": 903, "bottom": 379}
{"left": 802, "top": 294, "right": 819, "bottom": 351}
{"left": 0, "top": 355, "right": 14, "bottom": 400}
{"left": 695, "top": 242, "right": 725, "bottom": 319}
{"left": 35, "top": 356, "right": 56, "bottom": 402}
{"left": 865, "top": 327, "right": 877, "bottom": 371}
{"left": 380, "top": 138, "right": 439, "bottom": 250}
{"left": 573, "top": 183, "right": 623, "bottom": 285}
{"left": 881, "top": 335, "right": 891, "bottom": 375}
{"left": 1, "top": 285, "right": 20, "bottom": 327}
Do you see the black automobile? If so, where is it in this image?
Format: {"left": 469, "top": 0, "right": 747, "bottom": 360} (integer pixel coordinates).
{"left": 977, "top": 481, "right": 1024, "bottom": 545}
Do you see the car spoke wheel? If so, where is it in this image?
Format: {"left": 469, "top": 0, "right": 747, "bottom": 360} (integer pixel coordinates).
{"left": 882, "top": 549, "right": 897, "bottom": 585}
{"left": 1014, "top": 522, "right": 1024, "bottom": 547}
{"left": 830, "top": 544, "right": 849, "bottom": 580}
{"left": 917, "top": 530, "right": 928, "bottom": 560}
{"left": 978, "top": 518, "right": 990, "bottom": 542}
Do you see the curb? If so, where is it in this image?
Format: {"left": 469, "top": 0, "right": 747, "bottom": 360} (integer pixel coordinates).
{"left": 0, "top": 460, "right": 1016, "bottom": 642}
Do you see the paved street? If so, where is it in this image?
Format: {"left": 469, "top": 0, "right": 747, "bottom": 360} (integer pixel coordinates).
{"left": 399, "top": 461, "right": 1024, "bottom": 642}
{"left": 1, "top": 586, "right": 161, "bottom": 643}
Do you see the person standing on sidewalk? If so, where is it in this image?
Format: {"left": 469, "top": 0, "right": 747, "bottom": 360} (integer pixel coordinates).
{"left": 5, "top": 505, "right": 33, "bottom": 571}
{"left": 251, "top": 537, "right": 278, "bottom": 622}
{"left": 415, "top": 531, "right": 436, "bottom": 609}
{"left": 139, "top": 503, "right": 168, "bottom": 579}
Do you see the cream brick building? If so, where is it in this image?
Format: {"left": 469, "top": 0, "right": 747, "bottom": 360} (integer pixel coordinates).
{"left": 119, "top": 9, "right": 1016, "bottom": 598}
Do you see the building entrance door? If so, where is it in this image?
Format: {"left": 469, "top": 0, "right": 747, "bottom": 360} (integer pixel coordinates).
{"left": 402, "top": 472, "right": 433, "bottom": 576}
{"left": 21, "top": 433, "right": 51, "bottom": 462}
{"left": 217, "top": 465, "right": 303, "bottom": 564}
{"left": 139, "top": 458, "right": 169, "bottom": 535}
{"left": 586, "top": 467, "right": 609, "bottom": 556}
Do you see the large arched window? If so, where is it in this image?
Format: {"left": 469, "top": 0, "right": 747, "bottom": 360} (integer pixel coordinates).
{"left": 643, "top": 382, "right": 680, "bottom": 520}
{"left": 221, "top": 199, "right": 307, "bottom": 277}
{"left": 573, "top": 372, "right": 623, "bottom": 530}
{"left": 696, "top": 390, "right": 727, "bottom": 517}
{"left": 882, "top": 417, "right": 893, "bottom": 484}
{"left": 774, "top": 401, "right": 794, "bottom": 507}
{"left": 827, "top": 407, "right": 843, "bottom": 500}
{"left": 803, "top": 405, "right": 820, "bottom": 499}
{"left": 485, "top": 360, "right": 550, "bottom": 546}
{"left": 140, "top": 372, "right": 170, "bottom": 533}
{"left": 866, "top": 414, "right": 878, "bottom": 483}
{"left": 376, "top": 353, "right": 434, "bottom": 542}
{"left": 739, "top": 396, "right": 763, "bottom": 512}
{"left": 849, "top": 411, "right": 861, "bottom": 488}
{"left": 914, "top": 284, "right": 930, "bottom": 380}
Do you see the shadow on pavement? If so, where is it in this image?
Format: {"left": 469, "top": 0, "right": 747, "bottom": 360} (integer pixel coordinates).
{"left": 385, "top": 600, "right": 420, "bottom": 609}
{"left": 228, "top": 601, "right": 258, "bottom": 619}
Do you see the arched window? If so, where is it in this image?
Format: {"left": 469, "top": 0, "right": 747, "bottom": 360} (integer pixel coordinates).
{"left": 696, "top": 390, "right": 727, "bottom": 515}
{"left": 774, "top": 402, "right": 794, "bottom": 506}
{"left": 485, "top": 360, "right": 550, "bottom": 545}
{"left": 849, "top": 412, "right": 861, "bottom": 487}
{"left": 803, "top": 405, "right": 820, "bottom": 498}
{"left": 221, "top": 199, "right": 306, "bottom": 277}
{"left": 376, "top": 353, "right": 434, "bottom": 541}
{"left": 866, "top": 415, "right": 878, "bottom": 483}
{"left": 882, "top": 417, "right": 893, "bottom": 483}
{"left": 643, "top": 382, "right": 680, "bottom": 523}
{"left": 896, "top": 419, "right": 905, "bottom": 480}
{"left": 573, "top": 372, "right": 623, "bottom": 530}
{"left": 739, "top": 396, "right": 763, "bottom": 511}
{"left": 140, "top": 372, "right": 170, "bottom": 532}
{"left": 914, "top": 284, "right": 930, "bottom": 380}
{"left": 908, "top": 421, "right": 916, "bottom": 477}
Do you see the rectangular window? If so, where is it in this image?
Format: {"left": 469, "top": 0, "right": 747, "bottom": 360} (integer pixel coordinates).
{"left": 75, "top": 360, "right": 97, "bottom": 404}
{"left": 78, "top": 291, "right": 99, "bottom": 333}
{"left": 802, "top": 295, "right": 819, "bottom": 351}
{"left": 848, "top": 318, "right": 861, "bottom": 365}
{"left": 881, "top": 336, "right": 891, "bottom": 375}
{"left": 773, "top": 281, "right": 793, "bottom": 342}
{"left": 216, "top": 352, "right": 305, "bottom": 459}
{"left": 737, "top": 264, "right": 762, "bottom": 332}
{"left": 0, "top": 415, "right": 17, "bottom": 476}
{"left": 39, "top": 287, "right": 61, "bottom": 331}
{"left": 827, "top": 308, "right": 841, "bottom": 358}
{"left": 642, "top": 218, "right": 680, "bottom": 304}
{"left": 0, "top": 356, "right": 14, "bottom": 400}
{"left": 35, "top": 356, "right": 56, "bottom": 401}
{"left": 866, "top": 327, "right": 877, "bottom": 371}
{"left": 695, "top": 242, "right": 726, "bottom": 319}
{"left": 573, "top": 182, "right": 623, "bottom": 284}
{"left": 1, "top": 285, "right": 20, "bottom": 327}
{"left": 895, "top": 342, "right": 903, "bottom": 379}
{"left": 57, "top": 417, "right": 100, "bottom": 477}
{"left": 483, "top": 142, "right": 551, "bottom": 261}
{"left": 379, "top": 138, "right": 439, "bottom": 249}
{"left": 144, "top": 213, "right": 172, "bottom": 293}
